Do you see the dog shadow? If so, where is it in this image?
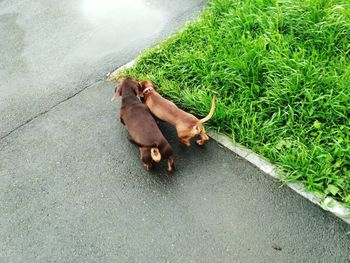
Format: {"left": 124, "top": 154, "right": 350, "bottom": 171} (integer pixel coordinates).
{"left": 151, "top": 121, "right": 211, "bottom": 176}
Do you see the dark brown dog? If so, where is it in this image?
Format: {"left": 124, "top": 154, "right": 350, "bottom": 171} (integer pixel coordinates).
{"left": 111, "top": 78, "right": 174, "bottom": 172}
{"left": 138, "top": 80, "right": 216, "bottom": 146}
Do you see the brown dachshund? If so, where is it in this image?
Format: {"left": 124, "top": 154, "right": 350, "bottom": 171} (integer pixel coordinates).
{"left": 138, "top": 80, "right": 216, "bottom": 146}
{"left": 111, "top": 78, "right": 175, "bottom": 172}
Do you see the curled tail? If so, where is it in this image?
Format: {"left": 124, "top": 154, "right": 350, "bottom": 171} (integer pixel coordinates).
{"left": 151, "top": 148, "right": 161, "bottom": 163}
{"left": 128, "top": 137, "right": 161, "bottom": 162}
{"left": 199, "top": 95, "right": 216, "bottom": 123}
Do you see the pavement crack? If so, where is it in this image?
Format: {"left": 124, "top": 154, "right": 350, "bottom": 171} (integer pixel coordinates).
{"left": 0, "top": 78, "right": 104, "bottom": 142}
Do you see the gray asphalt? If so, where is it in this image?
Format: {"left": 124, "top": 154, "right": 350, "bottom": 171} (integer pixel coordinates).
{"left": 0, "top": 0, "right": 206, "bottom": 138}
{"left": 0, "top": 0, "right": 349, "bottom": 262}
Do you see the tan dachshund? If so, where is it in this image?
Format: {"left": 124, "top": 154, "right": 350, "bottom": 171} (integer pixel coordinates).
{"left": 112, "top": 78, "right": 175, "bottom": 172}
{"left": 138, "top": 80, "right": 216, "bottom": 146}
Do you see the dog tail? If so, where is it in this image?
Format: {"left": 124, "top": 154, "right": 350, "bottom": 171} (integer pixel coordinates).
{"left": 199, "top": 95, "right": 216, "bottom": 123}
{"left": 151, "top": 148, "right": 161, "bottom": 163}
{"left": 128, "top": 138, "right": 162, "bottom": 162}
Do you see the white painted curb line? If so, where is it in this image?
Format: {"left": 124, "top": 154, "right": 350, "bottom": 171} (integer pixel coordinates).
{"left": 107, "top": 60, "right": 350, "bottom": 226}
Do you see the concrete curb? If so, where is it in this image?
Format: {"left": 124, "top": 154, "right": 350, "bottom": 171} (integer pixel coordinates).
{"left": 106, "top": 60, "right": 136, "bottom": 81}
{"left": 107, "top": 60, "right": 350, "bottom": 226}
{"left": 209, "top": 131, "right": 350, "bottom": 225}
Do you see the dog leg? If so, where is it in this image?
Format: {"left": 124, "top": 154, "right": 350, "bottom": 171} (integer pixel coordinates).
{"left": 140, "top": 147, "right": 153, "bottom": 171}
{"left": 178, "top": 130, "right": 191, "bottom": 146}
{"left": 196, "top": 128, "right": 209, "bottom": 146}
{"left": 180, "top": 138, "right": 191, "bottom": 146}
{"left": 143, "top": 163, "right": 152, "bottom": 171}
{"left": 167, "top": 156, "right": 175, "bottom": 173}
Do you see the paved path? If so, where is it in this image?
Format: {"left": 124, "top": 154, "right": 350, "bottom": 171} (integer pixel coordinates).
{"left": 0, "top": 1, "right": 349, "bottom": 262}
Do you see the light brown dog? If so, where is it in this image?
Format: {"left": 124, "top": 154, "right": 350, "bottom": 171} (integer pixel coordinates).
{"left": 138, "top": 80, "right": 216, "bottom": 146}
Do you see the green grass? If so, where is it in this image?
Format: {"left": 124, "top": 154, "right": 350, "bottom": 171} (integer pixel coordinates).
{"left": 124, "top": 0, "right": 350, "bottom": 207}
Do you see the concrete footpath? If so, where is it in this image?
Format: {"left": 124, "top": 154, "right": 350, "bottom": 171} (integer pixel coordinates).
{"left": 0, "top": 0, "right": 349, "bottom": 262}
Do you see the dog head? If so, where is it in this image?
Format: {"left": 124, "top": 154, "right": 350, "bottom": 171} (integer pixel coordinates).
{"left": 111, "top": 77, "right": 139, "bottom": 101}
{"left": 138, "top": 80, "right": 155, "bottom": 96}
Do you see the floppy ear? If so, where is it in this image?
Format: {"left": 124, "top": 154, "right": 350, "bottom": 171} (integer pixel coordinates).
{"left": 137, "top": 81, "right": 145, "bottom": 96}
{"left": 111, "top": 84, "right": 122, "bottom": 102}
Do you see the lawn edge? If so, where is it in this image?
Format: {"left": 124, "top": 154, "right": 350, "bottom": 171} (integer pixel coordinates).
{"left": 107, "top": 60, "right": 350, "bottom": 226}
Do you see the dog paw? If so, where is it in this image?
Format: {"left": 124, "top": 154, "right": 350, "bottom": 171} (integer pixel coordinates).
{"left": 181, "top": 140, "right": 191, "bottom": 146}
{"left": 143, "top": 163, "right": 152, "bottom": 171}
{"left": 196, "top": 139, "right": 206, "bottom": 146}
{"left": 167, "top": 166, "right": 175, "bottom": 173}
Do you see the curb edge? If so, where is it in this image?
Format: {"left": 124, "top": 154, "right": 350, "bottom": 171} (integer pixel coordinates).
{"left": 208, "top": 131, "right": 350, "bottom": 226}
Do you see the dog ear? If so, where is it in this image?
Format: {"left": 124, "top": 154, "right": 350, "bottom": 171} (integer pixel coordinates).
{"left": 111, "top": 84, "right": 122, "bottom": 102}
{"left": 137, "top": 81, "right": 145, "bottom": 95}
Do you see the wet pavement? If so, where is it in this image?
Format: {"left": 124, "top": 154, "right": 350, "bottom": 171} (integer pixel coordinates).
{"left": 0, "top": 0, "right": 205, "bottom": 138}
{"left": 1, "top": 0, "right": 350, "bottom": 262}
